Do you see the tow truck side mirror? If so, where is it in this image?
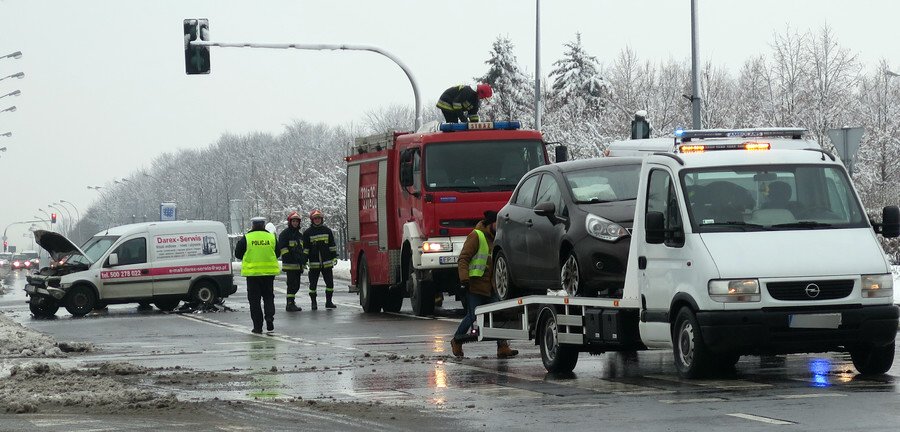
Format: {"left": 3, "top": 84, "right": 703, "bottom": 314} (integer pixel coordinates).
{"left": 106, "top": 253, "right": 119, "bottom": 267}
{"left": 878, "top": 206, "right": 900, "bottom": 238}
{"left": 400, "top": 162, "right": 414, "bottom": 187}
{"left": 533, "top": 201, "right": 557, "bottom": 223}
{"left": 645, "top": 211, "right": 666, "bottom": 244}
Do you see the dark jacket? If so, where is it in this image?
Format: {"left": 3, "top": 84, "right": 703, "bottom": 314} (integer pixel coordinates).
{"left": 457, "top": 221, "right": 494, "bottom": 297}
{"left": 278, "top": 226, "right": 306, "bottom": 271}
{"left": 303, "top": 224, "right": 337, "bottom": 269}
{"left": 234, "top": 227, "right": 277, "bottom": 260}
{"left": 436, "top": 85, "right": 480, "bottom": 115}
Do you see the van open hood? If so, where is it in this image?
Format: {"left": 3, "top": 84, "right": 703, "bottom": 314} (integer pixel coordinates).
{"left": 33, "top": 230, "right": 91, "bottom": 262}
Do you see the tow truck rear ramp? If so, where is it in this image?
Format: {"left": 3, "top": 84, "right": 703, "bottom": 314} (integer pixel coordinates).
{"left": 475, "top": 295, "right": 645, "bottom": 373}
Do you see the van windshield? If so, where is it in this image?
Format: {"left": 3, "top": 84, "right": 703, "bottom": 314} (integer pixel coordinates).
{"left": 424, "top": 140, "right": 545, "bottom": 192}
{"left": 682, "top": 164, "right": 867, "bottom": 232}
{"left": 80, "top": 236, "right": 120, "bottom": 263}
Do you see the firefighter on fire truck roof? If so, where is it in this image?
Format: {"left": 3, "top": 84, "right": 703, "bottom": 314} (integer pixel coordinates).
{"left": 278, "top": 211, "right": 307, "bottom": 312}
{"left": 303, "top": 209, "right": 338, "bottom": 310}
{"left": 436, "top": 83, "right": 492, "bottom": 123}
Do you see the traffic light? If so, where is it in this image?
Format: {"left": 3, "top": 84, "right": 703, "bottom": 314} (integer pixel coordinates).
{"left": 2, "top": 241, "right": 6, "bottom": 252}
{"left": 183, "top": 19, "right": 211, "bottom": 75}
{"left": 51, "top": 213, "right": 57, "bottom": 223}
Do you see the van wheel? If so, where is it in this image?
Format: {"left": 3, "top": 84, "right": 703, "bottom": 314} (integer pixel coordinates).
{"left": 851, "top": 342, "right": 895, "bottom": 375}
{"left": 65, "top": 286, "right": 96, "bottom": 317}
{"left": 154, "top": 299, "right": 181, "bottom": 311}
{"left": 560, "top": 252, "right": 582, "bottom": 296}
{"left": 539, "top": 310, "right": 579, "bottom": 373}
{"left": 672, "top": 307, "right": 713, "bottom": 378}
{"left": 358, "top": 257, "right": 381, "bottom": 313}
{"left": 29, "top": 296, "right": 59, "bottom": 318}
{"left": 493, "top": 251, "right": 518, "bottom": 300}
{"left": 409, "top": 272, "right": 435, "bottom": 317}
{"left": 191, "top": 281, "right": 219, "bottom": 306}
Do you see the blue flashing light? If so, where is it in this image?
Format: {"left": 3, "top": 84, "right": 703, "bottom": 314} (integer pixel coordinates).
{"left": 439, "top": 121, "right": 522, "bottom": 132}
{"left": 674, "top": 128, "right": 685, "bottom": 138}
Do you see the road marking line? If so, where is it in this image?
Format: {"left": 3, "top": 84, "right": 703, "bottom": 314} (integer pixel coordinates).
{"left": 659, "top": 397, "right": 727, "bottom": 404}
{"left": 777, "top": 393, "right": 846, "bottom": 399}
{"left": 727, "top": 413, "right": 794, "bottom": 425}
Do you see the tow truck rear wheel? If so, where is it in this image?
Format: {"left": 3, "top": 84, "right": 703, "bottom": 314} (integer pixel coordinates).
{"left": 409, "top": 272, "right": 435, "bottom": 317}
{"left": 850, "top": 342, "right": 895, "bottom": 375}
{"left": 358, "top": 256, "right": 381, "bottom": 313}
{"left": 672, "top": 307, "right": 713, "bottom": 378}
{"left": 65, "top": 285, "right": 97, "bottom": 317}
{"left": 539, "top": 310, "right": 579, "bottom": 373}
{"left": 28, "top": 296, "right": 59, "bottom": 318}
{"left": 493, "top": 251, "right": 518, "bottom": 301}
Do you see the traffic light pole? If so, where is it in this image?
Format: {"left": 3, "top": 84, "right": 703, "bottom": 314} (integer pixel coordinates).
{"left": 190, "top": 40, "right": 423, "bottom": 131}
{"left": 2, "top": 220, "right": 45, "bottom": 252}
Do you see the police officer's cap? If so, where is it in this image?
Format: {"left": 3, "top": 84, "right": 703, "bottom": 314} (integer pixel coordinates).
{"left": 250, "top": 216, "right": 266, "bottom": 226}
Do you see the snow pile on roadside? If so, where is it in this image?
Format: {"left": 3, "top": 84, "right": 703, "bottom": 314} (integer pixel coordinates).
{"left": 0, "top": 312, "right": 64, "bottom": 358}
{"left": 0, "top": 361, "right": 176, "bottom": 414}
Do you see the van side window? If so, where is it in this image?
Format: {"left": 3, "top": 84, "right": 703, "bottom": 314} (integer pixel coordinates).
{"left": 514, "top": 174, "right": 540, "bottom": 207}
{"left": 647, "top": 169, "right": 684, "bottom": 247}
{"left": 113, "top": 238, "right": 147, "bottom": 265}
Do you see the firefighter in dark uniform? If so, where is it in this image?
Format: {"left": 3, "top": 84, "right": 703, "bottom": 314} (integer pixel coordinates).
{"left": 234, "top": 217, "right": 279, "bottom": 334}
{"left": 436, "top": 83, "right": 493, "bottom": 123}
{"left": 303, "top": 209, "right": 338, "bottom": 310}
{"left": 278, "top": 211, "right": 307, "bottom": 312}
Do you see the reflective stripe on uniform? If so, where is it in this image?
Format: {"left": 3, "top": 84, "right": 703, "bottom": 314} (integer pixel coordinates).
{"left": 468, "top": 229, "right": 489, "bottom": 278}
{"left": 309, "top": 234, "right": 330, "bottom": 243}
{"left": 436, "top": 100, "right": 453, "bottom": 110}
{"left": 282, "top": 263, "right": 303, "bottom": 270}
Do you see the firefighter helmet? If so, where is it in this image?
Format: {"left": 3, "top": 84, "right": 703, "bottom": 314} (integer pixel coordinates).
{"left": 309, "top": 209, "right": 324, "bottom": 220}
{"left": 287, "top": 211, "right": 302, "bottom": 222}
{"left": 476, "top": 83, "right": 493, "bottom": 99}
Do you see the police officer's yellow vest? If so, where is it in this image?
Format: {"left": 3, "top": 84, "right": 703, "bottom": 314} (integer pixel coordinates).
{"left": 468, "top": 229, "right": 489, "bottom": 278}
{"left": 242, "top": 231, "right": 279, "bottom": 277}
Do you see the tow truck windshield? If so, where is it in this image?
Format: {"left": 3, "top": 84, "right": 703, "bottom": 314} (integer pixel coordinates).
{"left": 424, "top": 140, "right": 544, "bottom": 191}
{"left": 683, "top": 164, "right": 867, "bottom": 232}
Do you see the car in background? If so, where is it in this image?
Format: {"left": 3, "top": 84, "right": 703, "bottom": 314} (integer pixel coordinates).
{"left": 21, "top": 250, "right": 40, "bottom": 269}
{"left": 11, "top": 253, "right": 28, "bottom": 271}
{"left": 0, "top": 252, "right": 11, "bottom": 269}
{"left": 492, "top": 157, "right": 643, "bottom": 299}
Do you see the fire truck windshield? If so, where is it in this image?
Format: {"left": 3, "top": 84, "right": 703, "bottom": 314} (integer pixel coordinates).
{"left": 424, "top": 140, "right": 544, "bottom": 191}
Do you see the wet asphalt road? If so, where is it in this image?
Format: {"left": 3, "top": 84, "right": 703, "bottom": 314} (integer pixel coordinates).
{"left": 2, "top": 269, "right": 900, "bottom": 431}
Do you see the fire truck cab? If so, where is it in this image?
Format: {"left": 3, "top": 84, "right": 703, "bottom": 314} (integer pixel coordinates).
{"left": 346, "top": 121, "right": 553, "bottom": 316}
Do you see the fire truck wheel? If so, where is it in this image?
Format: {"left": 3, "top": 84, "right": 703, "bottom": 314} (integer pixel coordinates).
{"left": 409, "top": 274, "right": 435, "bottom": 316}
{"left": 358, "top": 257, "right": 382, "bottom": 313}
{"left": 493, "top": 251, "right": 518, "bottom": 301}
{"left": 539, "top": 309, "right": 579, "bottom": 373}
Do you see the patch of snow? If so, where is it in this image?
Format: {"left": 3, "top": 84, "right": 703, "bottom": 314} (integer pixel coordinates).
{"left": 0, "top": 312, "right": 65, "bottom": 358}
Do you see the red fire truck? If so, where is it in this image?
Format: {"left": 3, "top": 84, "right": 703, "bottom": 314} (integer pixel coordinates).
{"left": 346, "top": 121, "right": 561, "bottom": 316}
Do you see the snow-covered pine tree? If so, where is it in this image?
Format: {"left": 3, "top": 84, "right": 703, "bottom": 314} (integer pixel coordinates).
{"left": 548, "top": 33, "right": 607, "bottom": 110}
{"left": 477, "top": 36, "right": 533, "bottom": 124}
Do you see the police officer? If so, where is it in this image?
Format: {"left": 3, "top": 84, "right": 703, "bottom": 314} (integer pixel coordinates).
{"left": 303, "top": 209, "right": 338, "bottom": 310}
{"left": 279, "top": 211, "right": 306, "bottom": 312}
{"left": 234, "top": 217, "right": 279, "bottom": 334}
{"left": 436, "top": 83, "right": 493, "bottom": 123}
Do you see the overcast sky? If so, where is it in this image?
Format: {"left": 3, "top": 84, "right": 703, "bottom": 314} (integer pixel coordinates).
{"left": 0, "top": 0, "right": 897, "bottom": 248}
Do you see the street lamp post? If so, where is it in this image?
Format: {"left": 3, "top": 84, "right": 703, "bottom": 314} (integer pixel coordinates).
{"left": 0, "top": 106, "right": 16, "bottom": 114}
{"left": 59, "top": 200, "right": 82, "bottom": 243}
{"left": 0, "top": 72, "right": 25, "bottom": 82}
{"left": 0, "top": 90, "right": 21, "bottom": 100}
{"left": 1, "top": 51, "right": 22, "bottom": 60}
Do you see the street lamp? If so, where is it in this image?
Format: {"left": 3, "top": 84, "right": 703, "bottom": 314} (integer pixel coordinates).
{"left": 885, "top": 69, "right": 900, "bottom": 78}
{"left": 1, "top": 51, "right": 22, "bottom": 60}
{"left": 0, "top": 133, "right": 11, "bottom": 138}
{"left": 0, "top": 72, "right": 25, "bottom": 82}
{"left": 87, "top": 185, "right": 102, "bottom": 190}
{"left": 0, "top": 106, "right": 16, "bottom": 114}
{"left": 113, "top": 178, "right": 130, "bottom": 185}
{"left": 0, "top": 147, "right": 6, "bottom": 152}
{"left": 0, "top": 90, "right": 20, "bottom": 99}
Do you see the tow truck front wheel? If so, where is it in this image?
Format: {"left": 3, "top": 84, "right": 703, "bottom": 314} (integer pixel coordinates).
{"left": 28, "top": 296, "right": 59, "bottom": 318}
{"left": 539, "top": 310, "right": 579, "bottom": 373}
{"left": 850, "top": 342, "right": 895, "bottom": 375}
{"left": 65, "top": 286, "right": 96, "bottom": 318}
{"left": 673, "top": 307, "right": 713, "bottom": 378}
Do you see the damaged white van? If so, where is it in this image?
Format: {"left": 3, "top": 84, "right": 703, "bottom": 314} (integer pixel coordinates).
{"left": 25, "top": 220, "right": 236, "bottom": 318}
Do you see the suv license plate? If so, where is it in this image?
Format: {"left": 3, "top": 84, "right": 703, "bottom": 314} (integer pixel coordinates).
{"left": 439, "top": 256, "right": 458, "bottom": 264}
{"left": 789, "top": 313, "right": 842, "bottom": 329}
